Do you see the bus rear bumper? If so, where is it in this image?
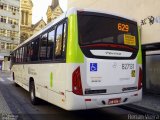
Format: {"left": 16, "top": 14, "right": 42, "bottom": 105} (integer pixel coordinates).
{"left": 84, "top": 89, "right": 142, "bottom": 109}
{"left": 65, "top": 89, "right": 142, "bottom": 110}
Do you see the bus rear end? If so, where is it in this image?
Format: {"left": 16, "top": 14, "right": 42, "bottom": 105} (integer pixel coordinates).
{"left": 66, "top": 9, "right": 142, "bottom": 110}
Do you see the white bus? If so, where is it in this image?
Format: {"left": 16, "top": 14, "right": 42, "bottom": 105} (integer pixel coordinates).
{"left": 11, "top": 8, "right": 142, "bottom": 110}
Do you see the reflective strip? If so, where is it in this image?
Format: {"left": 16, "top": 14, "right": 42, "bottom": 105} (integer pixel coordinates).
{"left": 66, "top": 14, "right": 84, "bottom": 63}
{"left": 50, "top": 72, "right": 53, "bottom": 88}
{"left": 137, "top": 27, "right": 142, "bottom": 64}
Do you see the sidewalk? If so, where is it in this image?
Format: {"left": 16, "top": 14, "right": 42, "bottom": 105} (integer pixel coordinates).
{"left": 123, "top": 93, "right": 160, "bottom": 115}
{"left": 132, "top": 93, "right": 160, "bottom": 113}
{"left": 0, "top": 70, "right": 11, "bottom": 77}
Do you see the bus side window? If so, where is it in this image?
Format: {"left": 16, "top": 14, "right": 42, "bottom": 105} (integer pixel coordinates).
{"left": 48, "top": 29, "right": 55, "bottom": 60}
{"left": 32, "top": 38, "right": 39, "bottom": 61}
{"left": 24, "top": 46, "right": 28, "bottom": 62}
{"left": 27, "top": 43, "right": 32, "bottom": 62}
{"left": 62, "top": 23, "right": 67, "bottom": 56}
{"left": 15, "top": 51, "right": 17, "bottom": 63}
{"left": 21, "top": 47, "right": 24, "bottom": 63}
{"left": 30, "top": 41, "right": 35, "bottom": 61}
{"left": 29, "top": 40, "right": 39, "bottom": 62}
{"left": 16, "top": 50, "right": 19, "bottom": 63}
{"left": 19, "top": 47, "right": 23, "bottom": 63}
{"left": 12, "top": 52, "right": 15, "bottom": 63}
{"left": 55, "top": 24, "right": 63, "bottom": 58}
{"left": 55, "top": 23, "right": 66, "bottom": 59}
{"left": 13, "top": 52, "right": 16, "bottom": 63}
{"left": 40, "top": 33, "right": 48, "bottom": 60}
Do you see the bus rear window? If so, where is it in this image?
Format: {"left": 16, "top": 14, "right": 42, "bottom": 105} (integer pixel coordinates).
{"left": 77, "top": 11, "right": 139, "bottom": 49}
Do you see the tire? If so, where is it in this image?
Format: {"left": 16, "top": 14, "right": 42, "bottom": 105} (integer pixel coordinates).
{"left": 30, "top": 81, "right": 39, "bottom": 105}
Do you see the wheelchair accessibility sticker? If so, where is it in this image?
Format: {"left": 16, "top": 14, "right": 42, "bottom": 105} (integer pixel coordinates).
{"left": 90, "top": 63, "right": 98, "bottom": 72}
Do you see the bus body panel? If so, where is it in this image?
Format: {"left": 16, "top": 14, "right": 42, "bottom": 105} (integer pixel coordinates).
{"left": 82, "top": 57, "right": 139, "bottom": 95}
{"left": 12, "top": 63, "right": 67, "bottom": 105}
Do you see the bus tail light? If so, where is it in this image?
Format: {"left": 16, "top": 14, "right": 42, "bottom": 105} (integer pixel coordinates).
{"left": 72, "top": 67, "right": 83, "bottom": 95}
{"left": 138, "top": 67, "right": 142, "bottom": 90}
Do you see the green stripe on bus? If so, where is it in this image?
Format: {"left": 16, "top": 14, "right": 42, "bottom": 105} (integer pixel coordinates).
{"left": 50, "top": 72, "right": 53, "bottom": 88}
{"left": 137, "top": 27, "right": 142, "bottom": 64}
{"left": 66, "top": 14, "right": 84, "bottom": 63}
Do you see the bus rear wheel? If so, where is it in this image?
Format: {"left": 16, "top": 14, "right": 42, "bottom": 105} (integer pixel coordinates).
{"left": 30, "top": 81, "right": 39, "bottom": 105}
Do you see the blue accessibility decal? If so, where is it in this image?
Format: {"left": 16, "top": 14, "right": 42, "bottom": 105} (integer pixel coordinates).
{"left": 90, "top": 63, "right": 97, "bottom": 72}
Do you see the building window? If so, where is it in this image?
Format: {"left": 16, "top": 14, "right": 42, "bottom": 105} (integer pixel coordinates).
{"left": 6, "top": 30, "right": 18, "bottom": 38}
{"left": 0, "top": 29, "right": 6, "bottom": 36}
{"left": 0, "top": 3, "right": 7, "bottom": 10}
{"left": 8, "top": 18, "right": 19, "bottom": 25}
{"left": 9, "top": 5, "right": 19, "bottom": 13}
{"left": 13, "top": 44, "right": 18, "bottom": 49}
{"left": 6, "top": 43, "right": 12, "bottom": 49}
{"left": 48, "top": 18, "right": 51, "bottom": 23}
{"left": 0, "top": 16, "right": 7, "bottom": 23}
{"left": 12, "top": 31, "right": 18, "bottom": 38}
{"left": 8, "top": 18, "right": 13, "bottom": 24}
{"left": 21, "top": 11, "right": 24, "bottom": 25}
{"left": 1, "top": 42, "right": 5, "bottom": 49}
{"left": 21, "top": 11, "right": 28, "bottom": 25}
{"left": 7, "top": 30, "right": 11, "bottom": 37}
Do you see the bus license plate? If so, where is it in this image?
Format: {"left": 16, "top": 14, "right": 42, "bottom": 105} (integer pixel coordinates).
{"left": 108, "top": 98, "right": 121, "bottom": 105}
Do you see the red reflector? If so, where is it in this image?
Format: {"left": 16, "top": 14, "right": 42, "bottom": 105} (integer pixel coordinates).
{"left": 85, "top": 99, "right": 91, "bottom": 102}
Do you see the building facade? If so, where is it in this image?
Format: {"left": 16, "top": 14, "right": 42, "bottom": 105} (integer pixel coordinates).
{"left": 20, "top": 0, "right": 46, "bottom": 43}
{"left": 46, "top": 0, "right": 63, "bottom": 24}
{"left": 20, "top": 0, "right": 33, "bottom": 43}
{"left": 0, "top": 0, "right": 20, "bottom": 61}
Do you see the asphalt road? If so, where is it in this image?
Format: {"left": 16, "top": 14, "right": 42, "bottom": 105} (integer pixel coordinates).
{"left": 0, "top": 71, "right": 137, "bottom": 120}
